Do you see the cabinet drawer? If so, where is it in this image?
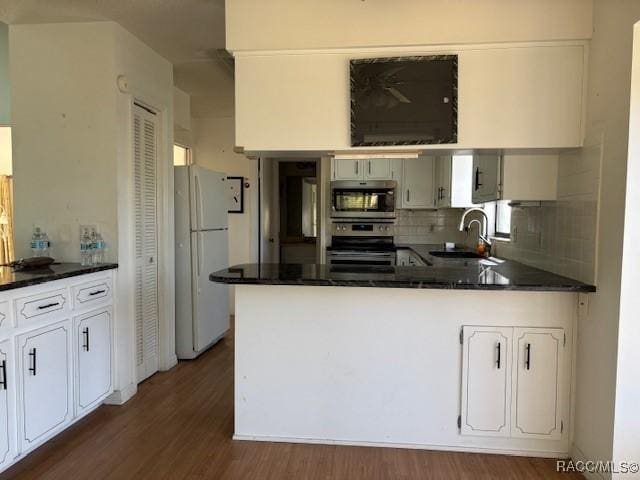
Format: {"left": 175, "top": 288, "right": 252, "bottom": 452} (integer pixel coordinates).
{"left": 72, "top": 278, "right": 112, "bottom": 310}
{"left": 14, "top": 289, "right": 70, "bottom": 326}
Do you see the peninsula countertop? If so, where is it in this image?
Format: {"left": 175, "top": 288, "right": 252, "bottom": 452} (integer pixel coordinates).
{"left": 0, "top": 263, "right": 118, "bottom": 292}
{"left": 210, "top": 245, "right": 596, "bottom": 292}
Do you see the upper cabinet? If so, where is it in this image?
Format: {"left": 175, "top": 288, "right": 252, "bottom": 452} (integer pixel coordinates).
{"left": 472, "top": 154, "right": 558, "bottom": 203}
{"left": 331, "top": 158, "right": 392, "bottom": 181}
{"left": 400, "top": 157, "right": 436, "bottom": 209}
{"left": 235, "top": 43, "right": 586, "bottom": 153}
{"left": 435, "top": 155, "right": 477, "bottom": 209}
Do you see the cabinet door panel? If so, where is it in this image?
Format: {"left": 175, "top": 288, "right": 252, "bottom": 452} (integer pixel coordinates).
{"left": 77, "top": 309, "right": 113, "bottom": 415}
{"left": 0, "top": 340, "right": 15, "bottom": 469}
{"left": 436, "top": 156, "right": 452, "bottom": 208}
{"left": 364, "top": 159, "right": 392, "bottom": 180}
{"left": 472, "top": 155, "right": 500, "bottom": 203}
{"left": 512, "top": 328, "right": 564, "bottom": 440}
{"left": 19, "top": 321, "right": 72, "bottom": 452}
{"left": 401, "top": 157, "right": 435, "bottom": 209}
{"left": 461, "top": 326, "right": 512, "bottom": 437}
{"left": 333, "top": 159, "right": 362, "bottom": 180}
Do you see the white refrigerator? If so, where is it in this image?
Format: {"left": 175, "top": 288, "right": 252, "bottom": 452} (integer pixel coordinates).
{"left": 175, "top": 165, "right": 229, "bottom": 359}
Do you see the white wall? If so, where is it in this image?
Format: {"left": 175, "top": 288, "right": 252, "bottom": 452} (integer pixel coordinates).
{"left": 10, "top": 21, "right": 176, "bottom": 403}
{"left": 613, "top": 19, "right": 640, "bottom": 474}
{"left": 0, "top": 22, "right": 9, "bottom": 125}
{"left": 173, "top": 86, "right": 191, "bottom": 134}
{"left": 226, "top": 0, "right": 592, "bottom": 52}
{"left": 566, "top": 2, "right": 640, "bottom": 475}
{"left": 10, "top": 22, "right": 120, "bottom": 261}
{"left": 234, "top": 44, "right": 587, "bottom": 153}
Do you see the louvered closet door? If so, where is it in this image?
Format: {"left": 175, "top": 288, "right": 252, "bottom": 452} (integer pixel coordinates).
{"left": 133, "top": 105, "right": 160, "bottom": 383}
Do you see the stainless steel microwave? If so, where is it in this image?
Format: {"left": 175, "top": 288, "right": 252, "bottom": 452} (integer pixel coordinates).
{"left": 330, "top": 180, "right": 396, "bottom": 219}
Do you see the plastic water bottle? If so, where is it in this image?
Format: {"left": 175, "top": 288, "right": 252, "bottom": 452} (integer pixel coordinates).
{"left": 92, "top": 232, "right": 105, "bottom": 265}
{"left": 40, "top": 230, "right": 50, "bottom": 257}
{"left": 31, "top": 227, "right": 44, "bottom": 257}
{"left": 32, "top": 227, "right": 52, "bottom": 257}
{"left": 80, "top": 229, "right": 92, "bottom": 266}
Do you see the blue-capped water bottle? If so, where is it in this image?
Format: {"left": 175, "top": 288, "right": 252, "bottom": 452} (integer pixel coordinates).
{"left": 92, "top": 232, "right": 105, "bottom": 265}
{"left": 31, "top": 227, "right": 43, "bottom": 257}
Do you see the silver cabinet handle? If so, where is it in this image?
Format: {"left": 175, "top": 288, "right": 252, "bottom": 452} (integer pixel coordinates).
{"left": 368, "top": 160, "right": 371, "bottom": 175}
{"left": 355, "top": 161, "right": 359, "bottom": 175}
{"left": 83, "top": 327, "right": 90, "bottom": 351}
{"left": 406, "top": 189, "right": 410, "bottom": 202}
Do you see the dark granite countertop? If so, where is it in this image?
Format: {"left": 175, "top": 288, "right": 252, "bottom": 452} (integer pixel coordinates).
{"left": 210, "top": 244, "right": 595, "bottom": 292}
{"left": 0, "top": 263, "right": 118, "bottom": 292}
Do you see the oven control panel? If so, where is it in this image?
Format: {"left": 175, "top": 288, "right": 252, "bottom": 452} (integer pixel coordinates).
{"left": 332, "top": 222, "right": 395, "bottom": 236}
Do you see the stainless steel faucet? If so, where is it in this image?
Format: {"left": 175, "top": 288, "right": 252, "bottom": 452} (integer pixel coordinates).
{"left": 459, "top": 207, "right": 492, "bottom": 247}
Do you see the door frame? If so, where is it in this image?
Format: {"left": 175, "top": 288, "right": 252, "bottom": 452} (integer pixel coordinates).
{"left": 258, "top": 158, "right": 322, "bottom": 264}
{"left": 110, "top": 86, "right": 176, "bottom": 404}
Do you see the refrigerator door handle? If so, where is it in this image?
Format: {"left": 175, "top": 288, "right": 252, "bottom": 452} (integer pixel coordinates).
{"left": 194, "top": 173, "right": 203, "bottom": 231}
{"left": 198, "top": 233, "right": 203, "bottom": 279}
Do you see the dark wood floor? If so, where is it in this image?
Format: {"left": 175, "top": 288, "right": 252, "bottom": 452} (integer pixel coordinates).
{"left": 0, "top": 325, "right": 583, "bottom": 480}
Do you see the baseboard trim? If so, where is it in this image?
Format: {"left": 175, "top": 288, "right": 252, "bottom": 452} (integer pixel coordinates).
{"left": 105, "top": 383, "right": 137, "bottom": 405}
{"left": 571, "top": 444, "right": 607, "bottom": 480}
{"left": 232, "top": 434, "right": 569, "bottom": 459}
{"left": 161, "top": 354, "right": 178, "bottom": 371}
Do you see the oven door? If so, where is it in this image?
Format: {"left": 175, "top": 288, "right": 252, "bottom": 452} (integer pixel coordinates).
{"left": 326, "top": 250, "right": 397, "bottom": 266}
{"left": 331, "top": 181, "right": 396, "bottom": 218}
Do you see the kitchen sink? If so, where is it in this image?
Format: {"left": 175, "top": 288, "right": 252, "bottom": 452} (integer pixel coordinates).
{"left": 428, "top": 251, "right": 485, "bottom": 259}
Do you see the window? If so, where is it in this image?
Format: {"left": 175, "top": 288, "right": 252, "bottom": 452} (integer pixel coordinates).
{"left": 173, "top": 144, "right": 191, "bottom": 166}
{"left": 494, "top": 200, "right": 512, "bottom": 238}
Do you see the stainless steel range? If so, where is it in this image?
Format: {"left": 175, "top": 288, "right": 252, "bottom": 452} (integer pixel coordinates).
{"left": 326, "top": 220, "right": 396, "bottom": 266}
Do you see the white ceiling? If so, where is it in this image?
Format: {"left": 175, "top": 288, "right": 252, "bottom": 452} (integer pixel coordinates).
{"left": 0, "top": 0, "right": 226, "bottom": 65}
{"left": 0, "top": 0, "right": 233, "bottom": 115}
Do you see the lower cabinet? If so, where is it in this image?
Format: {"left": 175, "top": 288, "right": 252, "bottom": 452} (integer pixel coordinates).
{"left": 460, "top": 327, "right": 512, "bottom": 437}
{"left": 17, "top": 320, "right": 73, "bottom": 453}
{"left": 0, "top": 340, "right": 16, "bottom": 471}
{"left": 75, "top": 309, "right": 113, "bottom": 416}
{"left": 460, "top": 325, "right": 565, "bottom": 440}
{"left": 511, "top": 328, "right": 564, "bottom": 440}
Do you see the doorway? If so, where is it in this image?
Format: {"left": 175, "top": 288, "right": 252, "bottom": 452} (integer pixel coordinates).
{"left": 259, "top": 159, "right": 319, "bottom": 264}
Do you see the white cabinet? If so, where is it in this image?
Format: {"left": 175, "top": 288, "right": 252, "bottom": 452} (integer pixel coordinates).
{"left": 75, "top": 309, "right": 113, "bottom": 416}
{"left": 333, "top": 159, "right": 362, "bottom": 180}
{"left": 0, "top": 340, "right": 16, "bottom": 471}
{"left": 332, "top": 158, "right": 392, "bottom": 181}
{"left": 364, "top": 158, "right": 392, "bottom": 180}
{"left": 472, "top": 154, "right": 558, "bottom": 203}
{"left": 435, "top": 156, "right": 452, "bottom": 208}
{"left": 471, "top": 154, "right": 502, "bottom": 204}
{"left": 17, "top": 320, "right": 73, "bottom": 453}
{"left": 512, "top": 328, "right": 564, "bottom": 440}
{"left": 460, "top": 326, "right": 565, "bottom": 440}
{"left": 400, "top": 157, "right": 436, "bottom": 209}
{"left": 435, "top": 155, "right": 477, "bottom": 208}
{"left": 460, "top": 326, "right": 511, "bottom": 437}
{"left": 0, "top": 270, "right": 116, "bottom": 474}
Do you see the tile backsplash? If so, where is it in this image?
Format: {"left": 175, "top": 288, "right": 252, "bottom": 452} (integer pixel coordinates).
{"left": 394, "top": 209, "right": 468, "bottom": 245}
{"left": 494, "top": 133, "right": 602, "bottom": 284}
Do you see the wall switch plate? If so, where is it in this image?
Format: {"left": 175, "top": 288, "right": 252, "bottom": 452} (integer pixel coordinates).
{"left": 578, "top": 293, "right": 589, "bottom": 319}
